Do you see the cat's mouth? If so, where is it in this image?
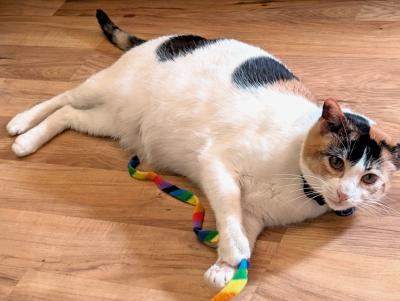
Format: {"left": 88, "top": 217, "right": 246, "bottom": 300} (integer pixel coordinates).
{"left": 324, "top": 197, "right": 355, "bottom": 211}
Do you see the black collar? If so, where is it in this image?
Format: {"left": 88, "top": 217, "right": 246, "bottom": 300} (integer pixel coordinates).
{"left": 301, "top": 175, "right": 355, "bottom": 217}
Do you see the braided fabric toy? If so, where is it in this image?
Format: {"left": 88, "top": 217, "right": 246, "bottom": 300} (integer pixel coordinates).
{"left": 128, "top": 155, "right": 249, "bottom": 301}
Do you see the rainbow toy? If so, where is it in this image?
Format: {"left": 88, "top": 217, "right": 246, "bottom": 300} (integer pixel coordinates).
{"left": 128, "top": 155, "right": 249, "bottom": 301}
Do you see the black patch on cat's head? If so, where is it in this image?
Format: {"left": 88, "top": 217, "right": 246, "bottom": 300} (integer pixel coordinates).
{"left": 232, "top": 56, "right": 298, "bottom": 88}
{"left": 326, "top": 112, "right": 382, "bottom": 167}
{"left": 156, "top": 35, "right": 221, "bottom": 62}
{"left": 345, "top": 113, "right": 370, "bottom": 135}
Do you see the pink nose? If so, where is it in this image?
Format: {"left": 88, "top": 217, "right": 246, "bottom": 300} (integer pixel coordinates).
{"left": 337, "top": 191, "right": 349, "bottom": 203}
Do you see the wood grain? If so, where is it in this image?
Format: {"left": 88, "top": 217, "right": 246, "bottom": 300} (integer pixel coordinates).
{"left": 1, "top": 1, "right": 400, "bottom": 300}
{"left": 357, "top": 0, "right": 400, "bottom": 21}
{"left": 7, "top": 270, "right": 193, "bottom": 301}
{"left": 256, "top": 218, "right": 400, "bottom": 301}
{"left": 0, "top": 0, "right": 64, "bottom": 16}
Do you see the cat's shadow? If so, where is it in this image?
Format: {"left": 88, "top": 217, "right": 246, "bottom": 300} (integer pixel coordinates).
{"left": 248, "top": 212, "right": 355, "bottom": 297}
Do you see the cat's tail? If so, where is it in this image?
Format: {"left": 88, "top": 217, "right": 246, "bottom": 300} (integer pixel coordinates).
{"left": 96, "top": 9, "right": 146, "bottom": 51}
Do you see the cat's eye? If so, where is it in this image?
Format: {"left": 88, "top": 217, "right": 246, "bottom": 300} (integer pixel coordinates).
{"left": 361, "top": 173, "right": 378, "bottom": 185}
{"left": 329, "top": 156, "right": 344, "bottom": 170}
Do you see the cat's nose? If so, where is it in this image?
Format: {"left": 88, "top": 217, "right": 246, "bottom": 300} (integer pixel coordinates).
{"left": 337, "top": 191, "right": 349, "bottom": 203}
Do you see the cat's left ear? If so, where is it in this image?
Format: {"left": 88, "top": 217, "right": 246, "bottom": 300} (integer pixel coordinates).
{"left": 320, "top": 99, "right": 345, "bottom": 134}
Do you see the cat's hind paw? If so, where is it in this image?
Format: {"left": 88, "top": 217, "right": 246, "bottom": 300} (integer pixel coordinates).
{"left": 7, "top": 112, "right": 32, "bottom": 136}
{"left": 12, "top": 135, "right": 38, "bottom": 157}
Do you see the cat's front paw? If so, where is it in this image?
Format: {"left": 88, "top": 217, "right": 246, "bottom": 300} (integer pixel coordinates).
{"left": 7, "top": 112, "right": 32, "bottom": 136}
{"left": 204, "top": 261, "right": 236, "bottom": 290}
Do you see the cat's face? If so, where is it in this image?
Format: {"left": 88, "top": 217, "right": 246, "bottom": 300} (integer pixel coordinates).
{"left": 301, "top": 99, "right": 399, "bottom": 211}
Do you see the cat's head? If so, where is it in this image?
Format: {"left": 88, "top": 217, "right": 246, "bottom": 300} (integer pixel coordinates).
{"left": 300, "top": 99, "right": 399, "bottom": 212}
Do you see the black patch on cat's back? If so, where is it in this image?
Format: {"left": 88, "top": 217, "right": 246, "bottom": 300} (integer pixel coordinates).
{"left": 232, "top": 56, "right": 297, "bottom": 88}
{"left": 157, "top": 35, "right": 220, "bottom": 62}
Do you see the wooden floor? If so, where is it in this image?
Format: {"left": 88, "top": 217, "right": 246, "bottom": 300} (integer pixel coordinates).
{"left": 1, "top": 1, "right": 400, "bottom": 300}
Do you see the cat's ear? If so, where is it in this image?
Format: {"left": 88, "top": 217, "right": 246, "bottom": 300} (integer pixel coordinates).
{"left": 391, "top": 143, "right": 400, "bottom": 170}
{"left": 320, "top": 99, "right": 345, "bottom": 134}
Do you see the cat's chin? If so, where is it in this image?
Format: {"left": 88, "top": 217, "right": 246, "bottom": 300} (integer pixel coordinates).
{"left": 324, "top": 198, "right": 354, "bottom": 211}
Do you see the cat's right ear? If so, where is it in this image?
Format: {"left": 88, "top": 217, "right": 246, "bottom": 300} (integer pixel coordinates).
{"left": 391, "top": 143, "right": 400, "bottom": 170}
{"left": 320, "top": 99, "right": 345, "bottom": 134}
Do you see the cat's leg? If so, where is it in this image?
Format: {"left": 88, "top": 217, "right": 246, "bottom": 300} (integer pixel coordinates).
{"left": 7, "top": 78, "right": 102, "bottom": 136}
{"left": 11, "top": 105, "right": 117, "bottom": 157}
{"left": 204, "top": 209, "right": 264, "bottom": 289}
{"left": 199, "top": 158, "right": 260, "bottom": 289}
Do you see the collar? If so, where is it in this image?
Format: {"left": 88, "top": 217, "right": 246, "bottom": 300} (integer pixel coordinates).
{"left": 301, "top": 175, "right": 355, "bottom": 217}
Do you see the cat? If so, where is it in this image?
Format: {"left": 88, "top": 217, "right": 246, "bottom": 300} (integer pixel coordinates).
{"left": 7, "top": 9, "right": 399, "bottom": 290}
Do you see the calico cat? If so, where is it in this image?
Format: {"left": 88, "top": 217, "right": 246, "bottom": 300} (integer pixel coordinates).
{"left": 7, "top": 10, "right": 399, "bottom": 290}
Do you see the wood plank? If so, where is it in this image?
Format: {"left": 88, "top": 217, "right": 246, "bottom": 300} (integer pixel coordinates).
{"left": 0, "top": 159, "right": 210, "bottom": 229}
{"left": 120, "top": 18, "right": 400, "bottom": 59}
{"left": 357, "top": 0, "right": 400, "bottom": 21}
{"left": 284, "top": 57, "right": 400, "bottom": 137}
{"left": 55, "top": 0, "right": 400, "bottom": 58}
{"left": 0, "top": 78, "right": 75, "bottom": 116}
{"left": 0, "top": 16, "right": 102, "bottom": 48}
{"left": 0, "top": 208, "right": 276, "bottom": 300}
{"left": 55, "top": 0, "right": 363, "bottom": 21}
{"left": 0, "top": 263, "right": 26, "bottom": 300}
{"left": 0, "top": 155, "right": 286, "bottom": 245}
{"left": 254, "top": 204, "right": 400, "bottom": 301}
{"left": 0, "top": 46, "right": 94, "bottom": 81}
{"left": 7, "top": 270, "right": 194, "bottom": 301}
{"left": 0, "top": 0, "right": 65, "bottom": 16}
{"left": 0, "top": 208, "right": 215, "bottom": 299}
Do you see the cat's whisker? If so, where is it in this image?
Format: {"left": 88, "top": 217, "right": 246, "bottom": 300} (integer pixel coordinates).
{"left": 275, "top": 182, "right": 324, "bottom": 189}
{"left": 284, "top": 191, "right": 323, "bottom": 198}
{"left": 278, "top": 191, "right": 322, "bottom": 208}
{"left": 368, "top": 200, "right": 399, "bottom": 215}
{"left": 369, "top": 205, "right": 388, "bottom": 216}
{"left": 357, "top": 205, "right": 375, "bottom": 216}
{"left": 359, "top": 202, "right": 381, "bottom": 213}
{"left": 270, "top": 177, "right": 303, "bottom": 182}
{"left": 284, "top": 186, "right": 324, "bottom": 195}
{"left": 383, "top": 195, "right": 398, "bottom": 204}
{"left": 275, "top": 173, "right": 330, "bottom": 189}
{"left": 367, "top": 204, "right": 390, "bottom": 215}
{"left": 359, "top": 202, "right": 389, "bottom": 216}
{"left": 274, "top": 173, "right": 323, "bottom": 182}
{"left": 272, "top": 183, "right": 304, "bottom": 189}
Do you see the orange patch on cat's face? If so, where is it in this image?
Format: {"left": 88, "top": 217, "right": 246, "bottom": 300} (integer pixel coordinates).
{"left": 302, "top": 121, "right": 342, "bottom": 178}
